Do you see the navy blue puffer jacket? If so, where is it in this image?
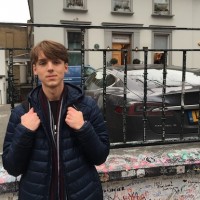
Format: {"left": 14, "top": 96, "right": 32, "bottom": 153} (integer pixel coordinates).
{"left": 2, "top": 84, "right": 110, "bottom": 200}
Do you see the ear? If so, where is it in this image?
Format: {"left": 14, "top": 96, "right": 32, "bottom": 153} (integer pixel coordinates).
{"left": 33, "top": 64, "right": 38, "bottom": 75}
{"left": 65, "top": 63, "right": 68, "bottom": 73}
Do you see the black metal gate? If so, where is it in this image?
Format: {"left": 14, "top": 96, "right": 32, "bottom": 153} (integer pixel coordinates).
{"left": 1, "top": 22, "right": 200, "bottom": 147}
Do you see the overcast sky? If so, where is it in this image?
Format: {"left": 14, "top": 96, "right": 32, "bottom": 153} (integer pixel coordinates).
{"left": 0, "top": 0, "right": 30, "bottom": 23}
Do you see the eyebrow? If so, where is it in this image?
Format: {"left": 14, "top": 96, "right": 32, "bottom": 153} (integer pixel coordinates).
{"left": 38, "top": 58, "right": 48, "bottom": 62}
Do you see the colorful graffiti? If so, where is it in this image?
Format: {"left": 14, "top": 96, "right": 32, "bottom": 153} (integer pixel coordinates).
{"left": 1, "top": 142, "right": 200, "bottom": 198}
{"left": 96, "top": 144, "right": 200, "bottom": 181}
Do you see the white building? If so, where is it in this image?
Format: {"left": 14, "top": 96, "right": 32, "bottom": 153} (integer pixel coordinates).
{"left": 0, "top": 50, "right": 7, "bottom": 104}
{"left": 28, "top": 0, "right": 200, "bottom": 68}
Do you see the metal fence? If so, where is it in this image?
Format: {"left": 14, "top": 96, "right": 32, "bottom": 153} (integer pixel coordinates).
{"left": 1, "top": 23, "right": 200, "bottom": 148}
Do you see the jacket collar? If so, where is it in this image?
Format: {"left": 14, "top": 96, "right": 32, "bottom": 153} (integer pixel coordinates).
{"left": 28, "top": 83, "right": 84, "bottom": 109}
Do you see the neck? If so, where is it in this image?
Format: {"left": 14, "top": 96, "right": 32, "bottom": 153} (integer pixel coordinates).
{"left": 42, "top": 85, "right": 64, "bottom": 101}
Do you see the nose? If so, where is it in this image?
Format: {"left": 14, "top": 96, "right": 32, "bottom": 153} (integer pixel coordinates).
{"left": 46, "top": 61, "right": 54, "bottom": 71}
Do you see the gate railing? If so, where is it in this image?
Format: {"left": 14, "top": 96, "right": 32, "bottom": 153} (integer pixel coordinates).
{"left": 1, "top": 22, "right": 200, "bottom": 148}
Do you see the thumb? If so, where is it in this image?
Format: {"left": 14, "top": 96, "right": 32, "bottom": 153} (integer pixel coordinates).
{"left": 28, "top": 107, "right": 34, "bottom": 113}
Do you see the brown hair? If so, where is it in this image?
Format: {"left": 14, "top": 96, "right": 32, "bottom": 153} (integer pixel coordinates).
{"left": 30, "top": 40, "right": 68, "bottom": 66}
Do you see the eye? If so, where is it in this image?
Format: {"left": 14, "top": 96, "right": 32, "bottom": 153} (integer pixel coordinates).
{"left": 39, "top": 61, "right": 46, "bottom": 66}
{"left": 38, "top": 59, "right": 47, "bottom": 66}
{"left": 52, "top": 59, "right": 61, "bottom": 65}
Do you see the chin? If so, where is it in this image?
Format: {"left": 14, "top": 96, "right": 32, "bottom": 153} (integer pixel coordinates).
{"left": 44, "top": 81, "right": 63, "bottom": 88}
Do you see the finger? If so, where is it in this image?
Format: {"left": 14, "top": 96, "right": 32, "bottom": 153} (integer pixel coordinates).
{"left": 28, "top": 107, "right": 34, "bottom": 113}
{"left": 67, "top": 107, "right": 76, "bottom": 112}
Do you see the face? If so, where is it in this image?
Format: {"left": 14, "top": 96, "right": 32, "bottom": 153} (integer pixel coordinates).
{"left": 33, "top": 51, "right": 68, "bottom": 89}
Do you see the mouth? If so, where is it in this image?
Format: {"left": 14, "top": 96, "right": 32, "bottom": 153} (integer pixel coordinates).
{"left": 45, "top": 75, "right": 58, "bottom": 82}
{"left": 46, "top": 75, "right": 57, "bottom": 79}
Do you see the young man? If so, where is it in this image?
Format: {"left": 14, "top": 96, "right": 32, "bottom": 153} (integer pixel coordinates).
{"left": 2, "top": 40, "right": 110, "bottom": 200}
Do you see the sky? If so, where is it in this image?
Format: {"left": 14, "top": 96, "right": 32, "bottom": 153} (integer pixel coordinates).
{"left": 0, "top": 0, "right": 30, "bottom": 23}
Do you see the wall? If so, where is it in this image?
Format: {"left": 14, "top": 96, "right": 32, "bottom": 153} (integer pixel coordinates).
{"left": 102, "top": 173, "right": 200, "bottom": 199}
{"left": 1, "top": 141, "right": 200, "bottom": 199}
{"left": 0, "top": 25, "right": 30, "bottom": 103}
{"left": 31, "top": 0, "right": 200, "bottom": 69}
{"left": 0, "top": 50, "right": 6, "bottom": 104}
{"left": 0, "top": 50, "right": 6, "bottom": 75}
{"left": 0, "top": 26, "right": 28, "bottom": 57}
{"left": 96, "top": 142, "right": 200, "bottom": 199}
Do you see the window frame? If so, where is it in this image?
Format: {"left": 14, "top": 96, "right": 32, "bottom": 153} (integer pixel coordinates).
{"left": 63, "top": 0, "right": 87, "bottom": 12}
{"left": 152, "top": 0, "right": 172, "bottom": 16}
{"left": 66, "top": 30, "right": 82, "bottom": 66}
{"left": 111, "top": 0, "right": 133, "bottom": 15}
{"left": 152, "top": 29, "right": 172, "bottom": 65}
{"left": 65, "top": 29, "right": 88, "bottom": 66}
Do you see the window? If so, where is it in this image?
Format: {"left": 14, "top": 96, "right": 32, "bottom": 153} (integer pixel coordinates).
{"left": 67, "top": 31, "right": 82, "bottom": 66}
{"left": 153, "top": 0, "right": 171, "bottom": 15}
{"left": 64, "top": 0, "right": 87, "bottom": 10}
{"left": 112, "top": 0, "right": 132, "bottom": 13}
{"left": 153, "top": 33, "right": 170, "bottom": 64}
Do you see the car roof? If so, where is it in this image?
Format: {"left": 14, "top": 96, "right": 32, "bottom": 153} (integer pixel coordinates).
{"left": 105, "top": 64, "right": 200, "bottom": 78}
{"left": 95, "top": 64, "right": 200, "bottom": 90}
{"left": 107, "top": 64, "right": 200, "bottom": 73}
{"left": 68, "top": 65, "right": 94, "bottom": 68}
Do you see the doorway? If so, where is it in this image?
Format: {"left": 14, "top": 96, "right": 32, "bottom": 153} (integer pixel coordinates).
{"left": 112, "top": 34, "right": 131, "bottom": 65}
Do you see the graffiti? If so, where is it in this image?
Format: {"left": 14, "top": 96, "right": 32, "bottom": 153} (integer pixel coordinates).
{"left": 96, "top": 145, "right": 200, "bottom": 183}
{"left": 177, "top": 166, "right": 185, "bottom": 174}
{"left": 1, "top": 142, "right": 200, "bottom": 197}
{"left": 136, "top": 169, "right": 145, "bottom": 178}
{"left": 160, "top": 166, "right": 177, "bottom": 175}
{"left": 192, "top": 164, "right": 200, "bottom": 172}
{"left": 154, "top": 180, "right": 180, "bottom": 193}
{"left": 103, "top": 173, "right": 200, "bottom": 200}
{"left": 161, "top": 149, "right": 200, "bottom": 164}
{"left": 122, "top": 192, "right": 148, "bottom": 200}
{"left": 104, "top": 186, "right": 125, "bottom": 193}
{"left": 121, "top": 170, "right": 135, "bottom": 178}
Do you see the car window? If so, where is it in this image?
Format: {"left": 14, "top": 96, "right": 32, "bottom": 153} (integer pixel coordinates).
{"left": 85, "top": 67, "right": 95, "bottom": 76}
{"left": 65, "top": 67, "right": 81, "bottom": 77}
{"left": 85, "top": 72, "right": 116, "bottom": 90}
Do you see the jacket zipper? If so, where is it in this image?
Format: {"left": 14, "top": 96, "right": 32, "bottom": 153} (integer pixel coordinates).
{"left": 48, "top": 99, "right": 69, "bottom": 200}
{"left": 40, "top": 122, "right": 54, "bottom": 200}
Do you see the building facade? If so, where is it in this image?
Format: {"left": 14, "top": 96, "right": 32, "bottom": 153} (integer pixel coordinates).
{"left": 0, "top": 25, "right": 30, "bottom": 104}
{"left": 28, "top": 0, "right": 200, "bottom": 69}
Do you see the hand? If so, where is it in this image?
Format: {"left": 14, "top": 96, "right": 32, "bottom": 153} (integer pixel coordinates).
{"left": 21, "top": 108, "right": 40, "bottom": 131}
{"left": 65, "top": 107, "right": 84, "bottom": 130}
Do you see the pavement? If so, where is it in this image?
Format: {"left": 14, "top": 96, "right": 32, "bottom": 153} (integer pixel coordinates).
{"left": 0, "top": 193, "right": 18, "bottom": 200}
{"left": 0, "top": 104, "right": 12, "bottom": 154}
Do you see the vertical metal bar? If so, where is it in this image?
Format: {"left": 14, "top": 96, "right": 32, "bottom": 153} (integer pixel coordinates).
{"left": 102, "top": 50, "right": 107, "bottom": 121}
{"left": 8, "top": 49, "right": 14, "bottom": 110}
{"left": 180, "top": 50, "right": 187, "bottom": 140}
{"left": 122, "top": 49, "right": 128, "bottom": 143}
{"left": 143, "top": 47, "right": 148, "bottom": 141}
{"left": 161, "top": 51, "right": 167, "bottom": 141}
{"left": 80, "top": 28, "right": 85, "bottom": 90}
